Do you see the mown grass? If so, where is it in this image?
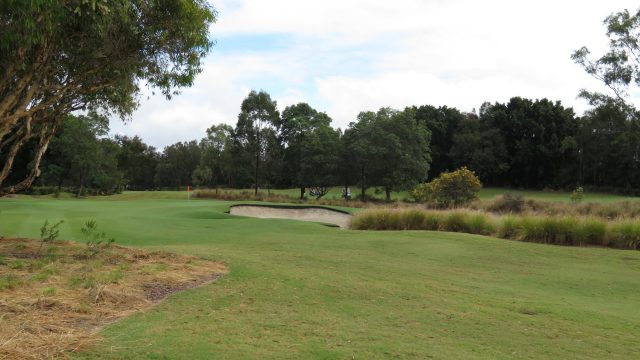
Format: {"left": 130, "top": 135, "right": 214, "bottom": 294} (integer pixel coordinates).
{"left": 1, "top": 194, "right": 640, "bottom": 358}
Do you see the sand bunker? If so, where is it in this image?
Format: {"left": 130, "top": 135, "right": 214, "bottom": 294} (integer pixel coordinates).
{"left": 230, "top": 204, "right": 352, "bottom": 228}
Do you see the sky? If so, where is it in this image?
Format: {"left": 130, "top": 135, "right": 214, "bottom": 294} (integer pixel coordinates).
{"left": 109, "top": 0, "right": 640, "bottom": 149}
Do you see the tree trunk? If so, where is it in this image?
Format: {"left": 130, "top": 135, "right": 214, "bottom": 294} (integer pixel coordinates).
{"left": 360, "top": 166, "right": 366, "bottom": 201}
{"left": 385, "top": 187, "right": 391, "bottom": 201}
{"left": 300, "top": 187, "right": 305, "bottom": 199}
{"left": 77, "top": 173, "right": 85, "bottom": 198}
{"left": 254, "top": 151, "right": 259, "bottom": 196}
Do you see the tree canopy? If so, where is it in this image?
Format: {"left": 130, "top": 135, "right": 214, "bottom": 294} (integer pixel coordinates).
{"left": 0, "top": 0, "right": 216, "bottom": 195}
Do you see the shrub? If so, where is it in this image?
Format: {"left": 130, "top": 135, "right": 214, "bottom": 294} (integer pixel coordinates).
{"left": 78, "top": 220, "right": 115, "bottom": 259}
{"left": 38, "top": 219, "right": 64, "bottom": 256}
{"left": 486, "top": 193, "right": 525, "bottom": 213}
{"left": 570, "top": 186, "right": 585, "bottom": 203}
{"left": 0, "top": 274, "right": 23, "bottom": 290}
{"left": 411, "top": 167, "right": 482, "bottom": 207}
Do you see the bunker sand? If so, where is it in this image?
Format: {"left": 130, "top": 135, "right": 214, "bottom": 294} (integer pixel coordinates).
{"left": 230, "top": 204, "right": 352, "bottom": 228}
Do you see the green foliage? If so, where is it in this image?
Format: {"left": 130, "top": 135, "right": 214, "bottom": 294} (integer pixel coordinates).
{"left": 38, "top": 219, "right": 64, "bottom": 256}
{"left": 1, "top": 0, "right": 217, "bottom": 195}
{"left": 343, "top": 107, "right": 431, "bottom": 201}
{"left": 572, "top": 9, "right": 640, "bottom": 110}
{"left": 42, "top": 287, "right": 57, "bottom": 297}
{"left": 571, "top": 186, "right": 585, "bottom": 203}
{"left": 411, "top": 167, "right": 482, "bottom": 207}
{"left": 0, "top": 274, "right": 23, "bottom": 291}
{"left": 40, "top": 219, "right": 63, "bottom": 242}
{"left": 79, "top": 220, "right": 115, "bottom": 259}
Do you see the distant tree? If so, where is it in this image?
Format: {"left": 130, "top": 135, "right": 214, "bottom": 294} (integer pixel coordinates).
{"left": 344, "top": 108, "right": 431, "bottom": 201}
{"left": 46, "top": 113, "right": 123, "bottom": 196}
{"left": 0, "top": 0, "right": 216, "bottom": 195}
{"left": 477, "top": 98, "right": 578, "bottom": 188}
{"left": 299, "top": 125, "right": 342, "bottom": 199}
{"left": 414, "top": 105, "right": 465, "bottom": 179}
{"left": 191, "top": 165, "right": 213, "bottom": 187}
{"left": 200, "top": 124, "right": 233, "bottom": 189}
{"left": 449, "top": 114, "right": 509, "bottom": 185}
{"left": 235, "top": 90, "right": 280, "bottom": 195}
{"left": 154, "top": 141, "right": 201, "bottom": 189}
{"left": 115, "top": 135, "right": 159, "bottom": 190}
{"left": 279, "top": 103, "right": 332, "bottom": 198}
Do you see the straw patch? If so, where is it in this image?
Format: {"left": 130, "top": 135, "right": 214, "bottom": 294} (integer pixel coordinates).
{"left": 0, "top": 237, "right": 227, "bottom": 359}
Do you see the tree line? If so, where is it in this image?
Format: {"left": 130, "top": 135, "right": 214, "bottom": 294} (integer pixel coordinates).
{"left": 4, "top": 3, "right": 640, "bottom": 198}
{"left": 13, "top": 89, "right": 640, "bottom": 198}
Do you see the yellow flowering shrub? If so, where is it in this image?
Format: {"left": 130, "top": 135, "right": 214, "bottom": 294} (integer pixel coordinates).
{"left": 410, "top": 167, "right": 482, "bottom": 207}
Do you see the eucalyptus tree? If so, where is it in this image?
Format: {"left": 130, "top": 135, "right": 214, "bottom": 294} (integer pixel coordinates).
{"left": 572, "top": 8, "right": 640, "bottom": 113}
{"left": 0, "top": 0, "right": 216, "bottom": 195}
{"left": 344, "top": 108, "right": 431, "bottom": 201}
{"left": 279, "top": 103, "right": 332, "bottom": 198}
{"left": 235, "top": 90, "right": 280, "bottom": 195}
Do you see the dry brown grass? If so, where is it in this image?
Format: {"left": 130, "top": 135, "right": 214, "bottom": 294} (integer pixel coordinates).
{"left": 0, "top": 237, "right": 227, "bottom": 359}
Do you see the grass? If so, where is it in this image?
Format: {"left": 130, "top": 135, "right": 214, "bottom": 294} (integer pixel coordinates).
{"left": 1, "top": 193, "right": 640, "bottom": 358}
{"left": 0, "top": 237, "right": 226, "bottom": 358}
{"left": 352, "top": 209, "right": 637, "bottom": 249}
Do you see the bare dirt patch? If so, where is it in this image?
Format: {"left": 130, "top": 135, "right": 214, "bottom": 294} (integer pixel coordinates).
{"left": 230, "top": 204, "right": 352, "bottom": 228}
{"left": 0, "top": 237, "right": 227, "bottom": 359}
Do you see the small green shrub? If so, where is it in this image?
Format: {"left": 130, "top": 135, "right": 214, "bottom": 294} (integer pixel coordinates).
{"left": 411, "top": 167, "right": 482, "bottom": 207}
{"left": 38, "top": 219, "right": 64, "bottom": 256}
{"left": 9, "top": 260, "right": 27, "bottom": 270}
{"left": 78, "top": 220, "right": 115, "bottom": 259}
{"left": 42, "top": 287, "right": 57, "bottom": 297}
{"left": 570, "top": 186, "right": 584, "bottom": 203}
{"left": 0, "top": 274, "right": 24, "bottom": 290}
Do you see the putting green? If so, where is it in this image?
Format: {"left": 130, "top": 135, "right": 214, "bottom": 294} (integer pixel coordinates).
{"left": 1, "top": 193, "right": 639, "bottom": 359}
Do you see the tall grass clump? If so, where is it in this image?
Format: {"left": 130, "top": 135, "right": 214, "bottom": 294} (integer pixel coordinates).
{"left": 497, "top": 215, "right": 519, "bottom": 239}
{"left": 351, "top": 208, "right": 629, "bottom": 250}
{"left": 609, "top": 221, "right": 640, "bottom": 249}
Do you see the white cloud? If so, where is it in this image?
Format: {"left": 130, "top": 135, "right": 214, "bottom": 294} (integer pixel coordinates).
{"left": 112, "top": 0, "right": 640, "bottom": 148}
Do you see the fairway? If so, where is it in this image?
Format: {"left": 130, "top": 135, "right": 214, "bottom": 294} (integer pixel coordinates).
{"left": 1, "top": 194, "right": 640, "bottom": 359}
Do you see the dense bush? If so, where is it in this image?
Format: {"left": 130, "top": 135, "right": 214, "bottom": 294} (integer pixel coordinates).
{"left": 485, "top": 193, "right": 526, "bottom": 213}
{"left": 411, "top": 167, "right": 482, "bottom": 207}
{"left": 351, "top": 208, "right": 640, "bottom": 250}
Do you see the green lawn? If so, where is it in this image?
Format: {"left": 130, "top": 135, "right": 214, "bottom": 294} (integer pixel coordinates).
{"left": 1, "top": 194, "right": 639, "bottom": 359}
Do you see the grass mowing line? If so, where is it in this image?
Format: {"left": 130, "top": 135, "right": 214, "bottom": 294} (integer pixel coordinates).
{"left": 1, "top": 195, "right": 639, "bottom": 358}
